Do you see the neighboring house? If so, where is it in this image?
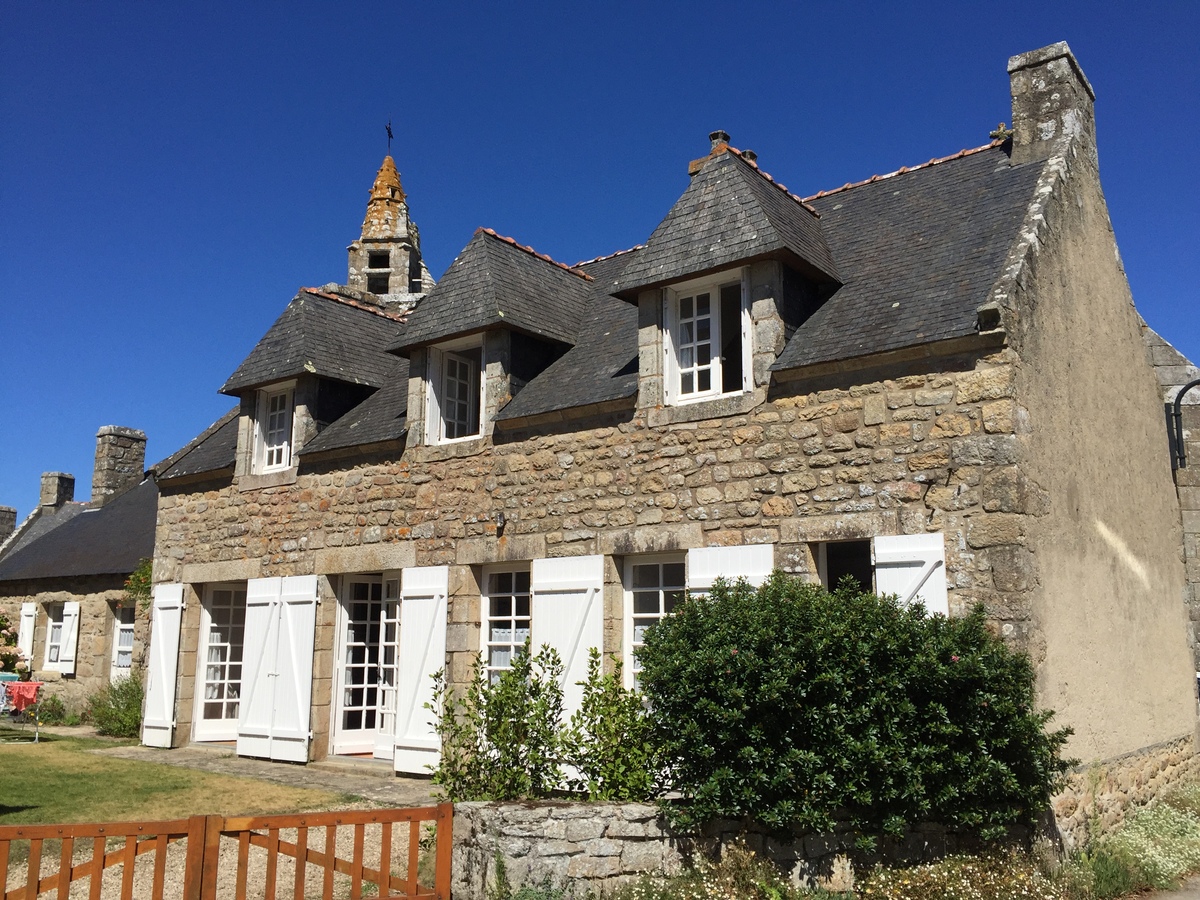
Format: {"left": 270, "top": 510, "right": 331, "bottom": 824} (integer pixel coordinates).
{"left": 144, "top": 41, "right": 1198, "bottom": 815}
{"left": 0, "top": 427, "right": 155, "bottom": 708}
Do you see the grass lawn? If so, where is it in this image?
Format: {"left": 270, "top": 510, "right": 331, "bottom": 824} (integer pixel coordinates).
{"left": 0, "top": 728, "right": 356, "bottom": 826}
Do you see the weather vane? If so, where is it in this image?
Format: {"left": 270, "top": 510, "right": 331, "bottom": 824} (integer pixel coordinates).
{"left": 386, "top": 120, "right": 394, "bottom": 153}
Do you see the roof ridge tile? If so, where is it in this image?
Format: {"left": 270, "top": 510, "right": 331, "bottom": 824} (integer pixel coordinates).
{"left": 300, "top": 287, "right": 409, "bottom": 322}
{"left": 477, "top": 228, "right": 594, "bottom": 282}
{"left": 804, "top": 140, "right": 1003, "bottom": 202}
{"left": 574, "top": 244, "right": 645, "bottom": 268}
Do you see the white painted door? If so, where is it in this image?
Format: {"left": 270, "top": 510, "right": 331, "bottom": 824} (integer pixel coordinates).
{"left": 332, "top": 576, "right": 383, "bottom": 755}
{"left": 237, "top": 575, "right": 318, "bottom": 763}
{"left": 531, "top": 555, "right": 604, "bottom": 722}
{"left": 873, "top": 533, "right": 949, "bottom": 616}
{"left": 141, "top": 584, "right": 184, "bottom": 748}
{"left": 393, "top": 566, "right": 448, "bottom": 775}
{"left": 374, "top": 576, "right": 402, "bottom": 760}
{"left": 193, "top": 585, "right": 247, "bottom": 742}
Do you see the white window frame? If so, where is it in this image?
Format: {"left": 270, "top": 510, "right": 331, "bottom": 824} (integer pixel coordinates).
{"left": 44, "top": 603, "right": 66, "bottom": 668}
{"left": 622, "top": 554, "right": 687, "bottom": 688}
{"left": 662, "top": 269, "right": 752, "bottom": 405}
{"left": 254, "top": 382, "right": 295, "bottom": 473}
{"left": 426, "top": 338, "right": 484, "bottom": 444}
{"left": 110, "top": 605, "right": 136, "bottom": 680}
{"left": 481, "top": 565, "right": 532, "bottom": 682}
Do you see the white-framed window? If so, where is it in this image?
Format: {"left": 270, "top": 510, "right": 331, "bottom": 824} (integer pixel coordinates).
{"left": 814, "top": 534, "right": 949, "bottom": 616}
{"left": 662, "top": 270, "right": 751, "bottom": 404}
{"left": 426, "top": 341, "right": 482, "bottom": 444}
{"left": 42, "top": 601, "right": 79, "bottom": 674}
{"left": 623, "top": 555, "right": 686, "bottom": 687}
{"left": 110, "top": 605, "right": 136, "bottom": 679}
{"left": 482, "top": 566, "right": 532, "bottom": 682}
{"left": 255, "top": 384, "right": 295, "bottom": 472}
{"left": 45, "top": 604, "right": 65, "bottom": 666}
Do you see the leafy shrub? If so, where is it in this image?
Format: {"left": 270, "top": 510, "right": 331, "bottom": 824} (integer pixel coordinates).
{"left": 0, "top": 610, "right": 25, "bottom": 673}
{"left": 428, "top": 641, "right": 564, "bottom": 800}
{"left": 123, "top": 558, "right": 153, "bottom": 613}
{"left": 37, "top": 692, "right": 69, "bottom": 725}
{"left": 561, "top": 649, "right": 657, "bottom": 801}
{"left": 636, "top": 572, "right": 1072, "bottom": 836}
{"left": 87, "top": 675, "right": 144, "bottom": 737}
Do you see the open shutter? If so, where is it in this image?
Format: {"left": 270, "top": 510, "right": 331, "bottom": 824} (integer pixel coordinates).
{"left": 740, "top": 268, "right": 753, "bottom": 393}
{"left": 237, "top": 577, "right": 281, "bottom": 760}
{"left": 57, "top": 601, "right": 81, "bottom": 675}
{"left": 873, "top": 533, "right": 949, "bottom": 616}
{"left": 687, "top": 545, "right": 774, "bottom": 594}
{"left": 531, "top": 555, "right": 604, "bottom": 722}
{"left": 269, "top": 575, "right": 318, "bottom": 762}
{"left": 141, "top": 584, "right": 184, "bottom": 748}
{"left": 17, "top": 602, "right": 35, "bottom": 659}
{"left": 661, "top": 290, "right": 676, "bottom": 406}
{"left": 394, "top": 566, "right": 448, "bottom": 775}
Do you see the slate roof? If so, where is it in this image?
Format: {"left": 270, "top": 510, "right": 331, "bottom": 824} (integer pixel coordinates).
{"left": 389, "top": 229, "right": 593, "bottom": 354}
{"left": 496, "top": 251, "right": 640, "bottom": 421}
{"left": 0, "top": 479, "right": 157, "bottom": 581}
{"left": 774, "top": 144, "right": 1043, "bottom": 371}
{"left": 302, "top": 359, "right": 410, "bottom": 454}
{"left": 0, "top": 504, "right": 89, "bottom": 561}
{"left": 154, "top": 407, "right": 240, "bottom": 480}
{"left": 613, "top": 150, "right": 839, "bottom": 296}
{"left": 221, "top": 289, "right": 404, "bottom": 394}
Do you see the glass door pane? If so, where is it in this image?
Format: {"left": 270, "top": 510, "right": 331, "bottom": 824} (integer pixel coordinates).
{"left": 333, "top": 577, "right": 383, "bottom": 755}
{"left": 194, "top": 586, "right": 247, "bottom": 741}
{"left": 374, "top": 577, "right": 402, "bottom": 760}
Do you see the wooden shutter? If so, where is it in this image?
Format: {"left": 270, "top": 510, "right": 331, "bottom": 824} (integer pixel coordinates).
{"left": 393, "top": 566, "right": 448, "bottom": 775}
{"left": 141, "top": 584, "right": 184, "bottom": 748}
{"left": 661, "top": 290, "right": 676, "bottom": 406}
{"left": 739, "top": 268, "right": 753, "bottom": 393}
{"left": 531, "top": 555, "right": 604, "bottom": 722}
{"left": 57, "top": 601, "right": 81, "bottom": 675}
{"left": 687, "top": 545, "right": 774, "bottom": 594}
{"left": 237, "top": 577, "right": 281, "bottom": 760}
{"left": 17, "top": 602, "right": 35, "bottom": 659}
{"left": 236, "top": 576, "right": 318, "bottom": 763}
{"left": 873, "top": 533, "right": 949, "bottom": 616}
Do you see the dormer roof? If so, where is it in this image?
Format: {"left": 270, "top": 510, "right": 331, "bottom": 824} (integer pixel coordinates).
{"left": 220, "top": 288, "right": 405, "bottom": 394}
{"left": 612, "top": 149, "right": 839, "bottom": 297}
{"left": 388, "top": 228, "right": 593, "bottom": 355}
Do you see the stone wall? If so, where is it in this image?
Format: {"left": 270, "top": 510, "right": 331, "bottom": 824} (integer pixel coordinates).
{"left": 1179, "top": 405, "right": 1200, "bottom": 669}
{"left": 1052, "top": 733, "right": 1200, "bottom": 849}
{"left": 0, "top": 575, "right": 148, "bottom": 710}
{"left": 451, "top": 801, "right": 1010, "bottom": 895}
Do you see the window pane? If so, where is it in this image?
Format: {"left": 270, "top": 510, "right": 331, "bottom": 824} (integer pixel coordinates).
{"left": 632, "top": 564, "right": 658, "bottom": 589}
{"left": 680, "top": 296, "right": 692, "bottom": 318}
{"left": 663, "top": 563, "right": 685, "bottom": 585}
{"left": 696, "top": 293, "right": 710, "bottom": 315}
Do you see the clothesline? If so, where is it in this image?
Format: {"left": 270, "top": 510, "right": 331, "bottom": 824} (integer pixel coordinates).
{"left": 4, "top": 680, "right": 42, "bottom": 713}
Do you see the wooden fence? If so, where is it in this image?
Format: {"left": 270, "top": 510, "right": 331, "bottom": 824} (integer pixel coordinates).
{"left": 0, "top": 803, "right": 452, "bottom": 900}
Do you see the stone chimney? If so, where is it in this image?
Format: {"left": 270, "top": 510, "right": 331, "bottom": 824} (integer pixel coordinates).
{"left": 1008, "top": 41, "right": 1096, "bottom": 166}
{"left": 92, "top": 426, "right": 147, "bottom": 505}
{"left": 0, "top": 507, "right": 16, "bottom": 544}
{"left": 40, "top": 473, "right": 75, "bottom": 508}
{"left": 689, "top": 130, "right": 734, "bottom": 176}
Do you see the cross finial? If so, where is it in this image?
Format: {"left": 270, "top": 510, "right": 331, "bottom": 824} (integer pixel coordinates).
{"left": 386, "top": 120, "right": 394, "bottom": 153}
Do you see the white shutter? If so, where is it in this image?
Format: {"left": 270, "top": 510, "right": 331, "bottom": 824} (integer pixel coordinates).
{"left": 740, "top": 268, "right": 753, "bottom": 393}
{"left": 394, "top": 566, "right": 448, "bottom": 775}
{"left": 687, "top": 545, "right": 774, "bottom": 594}
{"left": 57, "top": 601, "right": 81, "bottom": 675}
{"left": 425, "top": 349, "right": 442, "bottom": 444}
{"left": 237, "top": 577, "right": 281, "bottom": 760}
{"left": 235, "top": 575, "right": 317, "bottom": 763}
{"left": 141, "top": 584, "right": 184, "bottom": 748}
{"left": 17, "top": 602, "right": 35, "bottom": 659}
{"left": 873, "top": 533, "right": 949, "bottom": 616}
{"left": 531, "top": 555, "right": 604, "bottom": 722}
{"left": 661, "top": 290, "right": 675, "bottom": 406}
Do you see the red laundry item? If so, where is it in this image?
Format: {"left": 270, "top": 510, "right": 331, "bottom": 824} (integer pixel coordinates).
{"left": 5, "top": 681, "right": 41, "bottom": 712}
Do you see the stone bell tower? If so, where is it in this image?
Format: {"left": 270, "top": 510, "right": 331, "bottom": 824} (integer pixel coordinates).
{"left": 346, "top": 155, "right": 435, "bottom": 300}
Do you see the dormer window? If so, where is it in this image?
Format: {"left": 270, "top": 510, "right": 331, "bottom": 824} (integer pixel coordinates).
{"left": 663, "top": 272, "right": 751, "bottom": 404}
{"left": 426, "top": 341, "right": 482, "bottom": 443}
{"left": 255, "top": 385, "right": 295, "bottom": 472}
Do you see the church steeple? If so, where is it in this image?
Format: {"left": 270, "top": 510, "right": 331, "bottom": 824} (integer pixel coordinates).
{"left": 347, "top": 155, "right": 434, "bottom": 299}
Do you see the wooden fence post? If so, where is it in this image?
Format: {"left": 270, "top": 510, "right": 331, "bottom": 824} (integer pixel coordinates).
{"left": 182, "top": 816, "right": 208, "bottom": 900}
{"left": 435, "top": 803, "right": 454, "bottom": 900}
{"left": 200, "top": 815, "right": 224, "bottom": 900}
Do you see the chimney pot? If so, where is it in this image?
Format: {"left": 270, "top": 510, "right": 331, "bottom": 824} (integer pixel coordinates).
{"left": 709, "top": 130, "right": 731, "bottom": 150}
{"left": 92, "top": 426, "right": 147, "bottom": 505}
{"left": 742, "top": 149, "right": 758, "bottom": 163}
{"left": 40, "top": 473, "right": 75, "bottom": 509}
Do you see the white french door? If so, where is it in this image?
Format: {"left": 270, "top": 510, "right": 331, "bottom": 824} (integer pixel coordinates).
{"left": 193, "top": 584, "right": 247, "bottom": 742}
{"left": 373, "top": 576, "right": 403, "bottom": 760}
{"left": 332, "top": 577, "right": 384, "bottom": 755}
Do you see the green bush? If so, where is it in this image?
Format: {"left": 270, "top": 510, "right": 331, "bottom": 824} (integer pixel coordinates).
{"left": 428, "top": 641, "right": 564, "bottom": 800}
{"left": 561, "top": 649, "right": 657, "bottom": 801}
{"left": 87, "top": 675, "right": 144, "bottom": 737}
{"left": 636, "top": 572, "right": 1072, "bottom": 836}
{"left": 36, "top": 692, "right": 70, "bottom": 725}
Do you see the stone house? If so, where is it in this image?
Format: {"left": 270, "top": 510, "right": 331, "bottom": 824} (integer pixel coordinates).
{"left": 0, "top": 427, "right": 154, "bottom": 708}
{"left": 143, "top": 41, "right": 1198, "bottom": 819}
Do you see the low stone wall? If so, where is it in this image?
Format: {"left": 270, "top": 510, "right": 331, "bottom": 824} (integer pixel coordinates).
{"left": 451, "top": 802, "right": 1002, "bottom": 896}
{"left": 1052, "top": 732, "right": 1200, "bottom": 848}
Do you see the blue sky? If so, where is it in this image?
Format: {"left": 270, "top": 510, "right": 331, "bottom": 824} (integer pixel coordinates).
{"left": 1, "top": 3, "right": 1197, "bottom": 518}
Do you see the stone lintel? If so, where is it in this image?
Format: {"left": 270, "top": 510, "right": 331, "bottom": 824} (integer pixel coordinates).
{"left": 180, "top": 559, "right": 263, "bottom": 584}
{"left": 597, "top": 523, "right": 704, "bottom": 556}
{"left": 456, "top": 533, "right": 548, "bottom": 566}
{"left": 780, "top": 510, "right": 900, "bottom": 544}
{"left": 314, "top": 542, "right": 416, "bottom": 574}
